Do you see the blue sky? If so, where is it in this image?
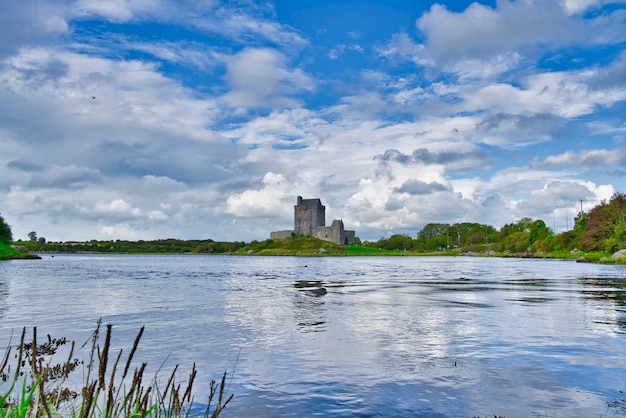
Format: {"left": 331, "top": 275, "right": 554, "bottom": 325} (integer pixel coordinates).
{"left": 1, "top": 0, "right": 626, "bottom": 242}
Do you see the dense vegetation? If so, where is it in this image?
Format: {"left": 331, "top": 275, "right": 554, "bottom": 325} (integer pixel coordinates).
{"left": 3, "top": 192, "right": 626, "bottom": 260}
{"left": 0, "top": 213, "right": 12, "bottom": 245}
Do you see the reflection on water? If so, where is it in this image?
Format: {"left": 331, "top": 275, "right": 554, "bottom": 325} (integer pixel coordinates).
{"left": 578, "top": 276, "right": 626, "bottom": 334}
{"left": 1, "top": 255, "right": 626, "bottom": 417}
{"left": 293, "top": 280, "right": 327, "bottom": 331}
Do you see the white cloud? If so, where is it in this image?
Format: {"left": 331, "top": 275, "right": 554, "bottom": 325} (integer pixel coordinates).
{"left": 73, "top": 0, "right": 215, "bottom": 22}
{"left": 560, "top": 0, "right": 626, "bottom": 14}
{"left": 147, "top": 210, "right": 168, "bottom": 220}
{"left": 99, "top": 223, "right": 140, "bottom": 238}
{"left": 537, "top": 148, "right": 626, "bottom": 168}
{"left": 225, "top": 172, "right": 294, "bottom": 219}
{"left": 95, "top": 199, "right": 138, "bottom": 215}
{"left": 0, "top": 1, "right": 70, "bottom": 58}
{"left": 200, "top": 12, "right": 308, "bottom": 49}
{"left": 220, "top": 48, "right": 314, "bottom": 109}
{"left": 414, "top": 0, "right": 619, "bottom": 66}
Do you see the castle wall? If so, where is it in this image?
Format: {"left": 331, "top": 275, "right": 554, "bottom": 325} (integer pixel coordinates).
{"left": 344, "top": 230, "right": 356, "bottom": 244}
{"left": 313, "top": 220, "right": 356, "bottom": 245}
{"left": 270, "top": 230, "right": 293, "bottom": 239}
{"left": 294, "top": 196, "right": 325, "bottom": 236}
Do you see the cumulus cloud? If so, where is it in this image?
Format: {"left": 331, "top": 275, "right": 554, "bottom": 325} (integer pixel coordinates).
{"left": 95, "top": 198, "right": 135, "bottom": 213}
{"left": 395, "top": 179, "right": 449, "bottom": 195}
{"left": 344, "top": 176, "right": 477, "bottom": 233}
{"left": 220, "top": 48, "right": 314, "bottom": 109}
{"left": 420, "top": 1, "right": 626, "bottom": 66}
{"left": 416, "top": 2, "right": 573, "bottom": 63}
{"left": 225, "top": 172, "right": 294, "bottom": 219}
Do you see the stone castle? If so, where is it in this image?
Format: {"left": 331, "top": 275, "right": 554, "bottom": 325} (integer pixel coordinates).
{"left": 270, "top": 196, "right": 356, "bottom": 245}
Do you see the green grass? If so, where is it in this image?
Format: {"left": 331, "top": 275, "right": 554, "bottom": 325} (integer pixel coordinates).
{"left": 0, "top": 243, "right": 40, "bottom": 260}
{"left": 346, "top": 245, "right": 405, "bottom": 255}
{"left": 1, "top": 321, "right": 233, "bottom": 418}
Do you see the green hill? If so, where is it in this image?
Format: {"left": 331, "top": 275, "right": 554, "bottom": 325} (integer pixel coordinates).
{"left": 237, "top": 236, "right": 348, "bottom": 255}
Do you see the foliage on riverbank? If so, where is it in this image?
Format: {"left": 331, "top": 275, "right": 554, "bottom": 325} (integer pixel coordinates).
{"left": 0, "top": 243, "right": 41, "bottom": 260}
{"left": 1, "top": 321, "right": 233, "bottom": 417}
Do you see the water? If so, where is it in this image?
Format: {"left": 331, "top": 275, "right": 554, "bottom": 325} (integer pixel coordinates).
{"left": 1, "top": 254, "right": 626, "bottom": 417}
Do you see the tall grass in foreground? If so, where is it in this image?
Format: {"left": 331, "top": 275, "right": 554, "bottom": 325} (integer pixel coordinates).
{"left": 0, "top": 321, "right": 233, "bottom": 417}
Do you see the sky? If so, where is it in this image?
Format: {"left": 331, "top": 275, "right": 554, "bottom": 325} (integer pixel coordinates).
{"left": 1, "top": 0, "right": 626, "bottom": 243}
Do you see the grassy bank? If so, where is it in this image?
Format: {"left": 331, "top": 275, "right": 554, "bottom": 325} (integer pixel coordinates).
{"left": 0, "top": 242, "right": 41, "bottom": 260}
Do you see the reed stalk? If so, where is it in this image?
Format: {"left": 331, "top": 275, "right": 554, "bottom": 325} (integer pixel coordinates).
{"left": 1, "top": 322, "right": 234, "bottom": 418}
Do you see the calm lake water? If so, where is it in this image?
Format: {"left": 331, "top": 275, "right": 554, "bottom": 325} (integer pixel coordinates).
{"left": 1, "top": 254, "right": 626, "bottom": 417}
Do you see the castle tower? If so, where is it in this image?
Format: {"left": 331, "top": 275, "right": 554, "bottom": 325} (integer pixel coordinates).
{"left": 294, "top": 196, "right": 325, "bottom": 237}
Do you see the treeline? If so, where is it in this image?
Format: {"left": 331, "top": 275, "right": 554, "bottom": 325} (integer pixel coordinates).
{"left": 363, "top": 192, "right": 626, "bottom": 254}
{"left": 19, "top": 238, "right": 247, "bottom": 254}
{"left": 9, "top": 192, "right": 626, "bottom": 256}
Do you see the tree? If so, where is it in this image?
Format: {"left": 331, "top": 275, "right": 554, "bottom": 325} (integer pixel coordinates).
{"left": 0, "top": 214, "right": 13, "bottom": 244}
{"left": 529, "top": 219, "right": 549, "bottom": 244}
{"left": 500, "top": 217, "right": 533, "bottom": 237}
{"left": 28, "top": 231, "right": 37, "bottom": 242}
{"left": 581, "top": 193, "right": 626, "bottom": 251}
{"left": 416, "top": 223, "right": 450, "bottom": 250}
{"left": 503, "top": 231, "right": 530, "bottom": 253}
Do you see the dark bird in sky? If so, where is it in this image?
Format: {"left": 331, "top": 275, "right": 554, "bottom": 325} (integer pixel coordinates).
{"left": 91, "top": 96, "right": 96, "bottom": 99}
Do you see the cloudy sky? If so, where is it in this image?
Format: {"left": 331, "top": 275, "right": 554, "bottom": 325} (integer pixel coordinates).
{"left": 1, "top": 0, "right": 626, "bottom": 242}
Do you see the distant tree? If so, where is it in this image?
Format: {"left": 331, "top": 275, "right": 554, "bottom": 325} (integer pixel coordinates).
{"left": 416, "top": 223, "right": 450, "bottom": 250}
{"left": 0, "top": 214, "right": 13, "bottom": 244}
{"left": 38, "top": 237, "right": 46, "bottom": 244}
{"left": 500, "top": 217, "right": 533, "bottom": 237}
{"left": 384, "top": 234, "right": 415, "bottom": 250}
{"left": 528, "top": 219, "right": 549, "bottom": 244}
{"left": 28, "top": 231, "right": 37, "bottom": 242}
